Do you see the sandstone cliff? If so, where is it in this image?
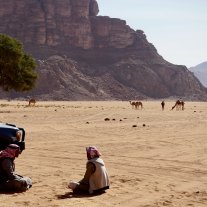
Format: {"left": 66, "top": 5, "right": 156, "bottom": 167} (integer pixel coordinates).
{"left": 0, "top": 0, "right": 206, "bottom": 100}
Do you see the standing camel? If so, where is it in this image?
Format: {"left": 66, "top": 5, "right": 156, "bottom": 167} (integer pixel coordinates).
{"left": 129, "top": 101, "right": 143, "bottom": 110}
{"left": 171, "top": 100, "right": 184, "bottom": 111}
{"left": 28, "top": 98, "right": 36, "bottom": 106}
{"left": 129, "top": 101, "right": 136, "bottom": 109}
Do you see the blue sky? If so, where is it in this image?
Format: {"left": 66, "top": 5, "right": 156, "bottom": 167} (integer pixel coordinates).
{"left": 97, "top": 0, "right": 207, "bottom": 67}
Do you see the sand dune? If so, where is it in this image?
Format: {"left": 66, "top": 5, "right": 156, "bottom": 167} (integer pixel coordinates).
{"left": 0, "top": 100, "right": 207, "bottom": 207}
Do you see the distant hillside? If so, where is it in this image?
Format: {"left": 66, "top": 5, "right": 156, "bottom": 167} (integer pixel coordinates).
{"left": 189, "top": 62, "right": 207, "bottom": 87}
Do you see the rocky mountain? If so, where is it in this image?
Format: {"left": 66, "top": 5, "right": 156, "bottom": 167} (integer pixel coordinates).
{"left": 0, "top": 0, "right": 206, "bottom": 100}
{"left": 189, "top": 62, "right": 207, "bottom": 87}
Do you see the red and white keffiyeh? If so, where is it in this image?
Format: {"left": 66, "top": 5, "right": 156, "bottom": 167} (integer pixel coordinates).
{"left": 86, "top": 146, "right": 101, "bottom": 160}
{"left": 0, "top": 144, "right": 20, "bottom": 159}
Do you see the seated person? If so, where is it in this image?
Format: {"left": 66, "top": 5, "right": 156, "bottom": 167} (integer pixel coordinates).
{"left": 68, "top": 146, "right": 110, "bottom": 195}
{"left": 0, "top": 144, "right": 32, "bottom": 192}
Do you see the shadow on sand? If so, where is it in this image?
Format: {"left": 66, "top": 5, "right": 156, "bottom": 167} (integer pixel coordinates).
{"left": 0, "top": 190, "right": 25, "bottom": 194}
{"left": 56, "top": 191, "right": 106, "bottom": 199}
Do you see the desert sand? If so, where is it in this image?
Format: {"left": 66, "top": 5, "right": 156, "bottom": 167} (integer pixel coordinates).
{"left": 0, "top": 100, "right": 207, "bottom": 207}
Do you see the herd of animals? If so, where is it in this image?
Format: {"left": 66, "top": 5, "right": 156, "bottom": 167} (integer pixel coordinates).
{"left": 129, "top": 100, "right": 185, "bottom": 111}
{"left": 28, "top": 98, "right": 185, "bottom": 111}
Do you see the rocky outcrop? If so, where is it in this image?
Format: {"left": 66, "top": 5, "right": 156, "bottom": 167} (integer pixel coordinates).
{"left": 2, "top": 55, "right": 146, "bottom": 100}
{"left": 0, "top": 0, "right": 134, "bottom": 49}
{"left": 0, "top": 0, "right": 206, "bottom": 100}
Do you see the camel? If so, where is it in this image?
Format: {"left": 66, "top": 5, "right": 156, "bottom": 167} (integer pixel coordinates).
{"left": 129, "top": 101, "right": 143, "bottom": 110}
{"left": 28, "top": 98, "right": 36, "bottom": 106}
{"left": 129, "top": 101, "right": 136, "bottom": 109}
{"left": 171, "top": 100, "right": 184, "bottom": 111}
{"left": 136, "top": 101, "right": 143, "bottom": 109}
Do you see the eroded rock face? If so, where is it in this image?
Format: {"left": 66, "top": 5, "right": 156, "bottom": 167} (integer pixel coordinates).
{"left": 0, "top": 0, "right": 135, "bottom": 49}
{"left": 0, "top": 0, "right": 206, "bottom": 100}
{"left": 91, "top": 17, "right": 135, "bottom": 48}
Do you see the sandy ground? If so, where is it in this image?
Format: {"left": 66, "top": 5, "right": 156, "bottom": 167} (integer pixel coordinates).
{"left": 0, "top": 100, "right": 207, "bottom": 207}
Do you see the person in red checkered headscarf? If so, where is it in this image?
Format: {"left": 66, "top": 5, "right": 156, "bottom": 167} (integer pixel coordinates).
{"left": 0, "top": 144, "right": 32, "bottom": 192}
{"left": 68, "top": 146, "right": 110, "bottom": 195}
